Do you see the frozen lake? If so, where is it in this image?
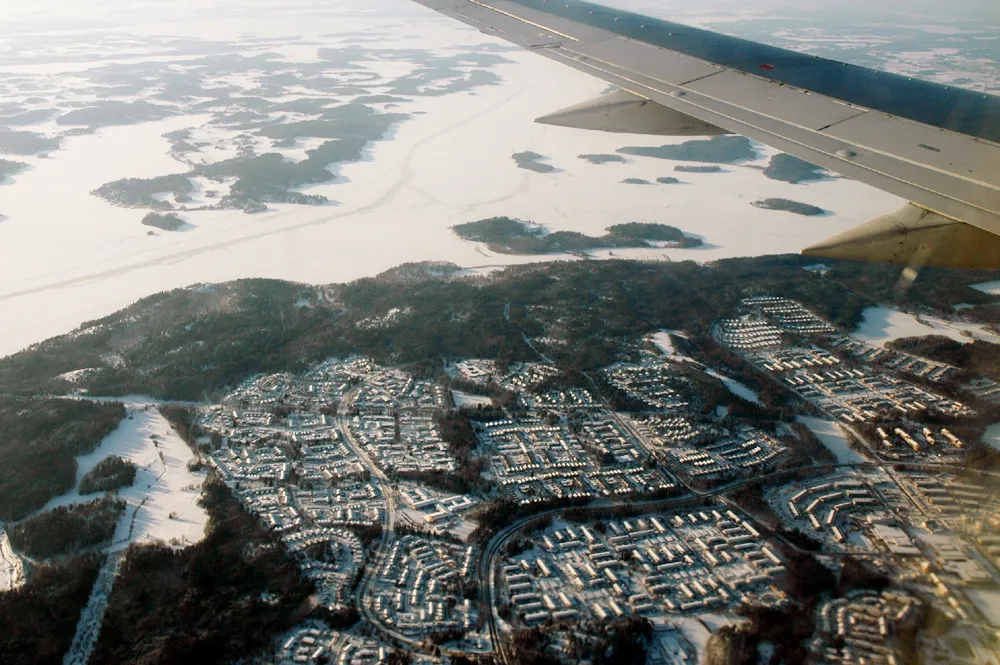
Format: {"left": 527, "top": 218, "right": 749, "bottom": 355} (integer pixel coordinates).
{"left": 0, "top": 0, "right": 905, "bottom": 359}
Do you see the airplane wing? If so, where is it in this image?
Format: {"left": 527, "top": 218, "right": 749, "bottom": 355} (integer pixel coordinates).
{"left": 413, "top": 0, "right": 1000, "bottom": 269}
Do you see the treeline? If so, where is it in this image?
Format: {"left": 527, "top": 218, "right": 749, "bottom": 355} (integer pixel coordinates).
{"left": 79, "top": 455, "right": 137, "bottom": 495}
{"left": 88, "top": 478, "right": 313, "bottom": 665}
{"left": 469, "top": 496, "right": 591, "bottom": 543}
{"left": 889, "top": 335, "right": 1000, "bottom": 382}
{"left": 0, "top": 398, "right": 125, "bottom": 520}
{"left": 8, "top": 496, "right": 125, "bottom": 560}
{"left": 1, "top": 256, "right": 995, "bottom": 402}
{"left": 452, "top": 217, "right": 702, "bottom": 255}
{"left": 706, "top": 547, "right": 896, "bottom": 665}
{"left": 158, "top": 405, "right": 201, "bottom": 451}
{"left": 505, "top": 617, "right": 653, "bottom": 665}
{"left": 0, "top": 554, "right": 104, "bottom": 665}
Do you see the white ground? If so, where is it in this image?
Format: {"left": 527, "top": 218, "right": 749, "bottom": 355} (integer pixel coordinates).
{"left": 451, "top": 391, "right": 493, "bottom": 408}
{"left": 797, "top": 416, "right": 864, "bottom": 464}
{"left": 36, "top": 399, "right": 208, "bottom": 550}
{"left": 982, "top": 423, "right": 1000, "bottom": 452}
{"left": 706, "top": 370, "right": 762, "bottom": 405}
{"left": 649, "top": 330, "right": 761, "bottom": 403}
{"left": 0, "top": 528, "right": 25, "bottom": 591}
{"left": 972, "top": 281, "right": 1000, "bottom": 296}
{"left": 852, "top": 306, "right": 1000, "bottom": 348}
{"left": 0, "top": 0, "right": 906, "bottom": 358}
{"left": 649, "top": 330, "right": 689, "bottom": 362}
{"left": 964, "top": 588, "right": 1000, "bottom": 627}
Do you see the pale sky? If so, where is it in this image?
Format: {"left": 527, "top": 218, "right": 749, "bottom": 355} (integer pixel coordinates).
{"left": 2, "top": 0, "right": 997, "bottom": 25}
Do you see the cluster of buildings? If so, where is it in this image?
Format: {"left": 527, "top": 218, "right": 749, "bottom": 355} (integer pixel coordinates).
{"left": 772, "top": 473, "right": 882, "bottom": 544}
{"left": 715, "top": 298, "right": 977, "bottom": 432}
{"left": 500, "top": 507, "right": 787, "bottom": 627}
{"left": 603, "top": 361, "right": 692, "bottom": 411}
{"left": 451, "top": 359, "right": 561, "bottom": 393}
{"left": 366, "top": 535, "right": 477, "bottom": 637}
{"left": 755, "top": 348, "right": 973, "bottom": 424}
{"left": 830, "top": 336, "right": 959, "bottom": 385}
{"left": 279, "top": 627, "right": 414, "bottom": 665}
{"left": 660, "top": 426, "right": 786, "bottom": 484}
{"left": 739, "top": 296, "right": 838, "bottom": 335}
{"left": 278, "top": 626, "right": 336, "bottom": 665}
{"left": 811, "top": 590, "right": 920, "bottom": 665}
{"left": 351, "top": 370, "right": 448, "bottom": 412}
{"left": 346, "top": 414, "right": 455, "bottom": 474}
{"left": 397, "top": 483, "right": 480, "bottom": 538}
{"left": 284, "top": 528, "right": 364, "bottom": 610}
{"left": 872, "top": 425, "right": 966, "bottom": 459}
{"left": 518, "top": 388, "right": 601, "bottom": 411}
{"left": 476, "top": 417, "right": 676, "bottom": 504}
{"left": 713, "top": 316, "right": 783, "bottom": 350}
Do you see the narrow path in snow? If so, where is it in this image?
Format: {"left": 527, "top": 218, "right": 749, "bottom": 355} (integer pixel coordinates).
{"left": 62, "top": 550, "right": 125, "bottom": 665}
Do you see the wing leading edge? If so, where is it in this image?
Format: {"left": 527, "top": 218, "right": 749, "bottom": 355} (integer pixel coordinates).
{"left": 413, "top": 0, "right": 1000, "bottom": 270}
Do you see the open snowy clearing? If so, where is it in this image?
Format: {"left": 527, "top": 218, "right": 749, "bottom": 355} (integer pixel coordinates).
{"left": 972, "top": 280, "right": 1000, "bottom": 296}
{"left": 965, "top": 588, "right": 1000, "bottom": 627}
{"left": 852, "top": 306, "right": 1000, "bottom": 348}
{"left": 0, "top": 529, "right": 25, "bottom": 592}
{"left": 797, "top": 416, "right": 864, "bottom": 464}
{"left": 982, "top": 424, "right": 1000, "bottom": 452}
{"left": 451, "top": 391, "right": 493, "bottom": 408}
{"left": 37, "top": 400, "right": 208, "bottom": 550}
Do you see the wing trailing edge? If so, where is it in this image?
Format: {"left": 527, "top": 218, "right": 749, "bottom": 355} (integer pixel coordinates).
{"left": 802, "top": 204, "right": 1000, "bottom": 270}
{"left": 536, "top": 90, "right": 729, "bottom": 136}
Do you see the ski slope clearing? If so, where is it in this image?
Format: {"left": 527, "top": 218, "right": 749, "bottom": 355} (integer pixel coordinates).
{"left": 38, "top": 400, "right": 208, "bottom": 550}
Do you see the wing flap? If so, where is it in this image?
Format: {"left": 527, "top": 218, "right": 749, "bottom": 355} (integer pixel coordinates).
{"left": 802, "top": 204, "right": 1000, "bottom": 270}
{"left": 536, "top": 89, "right": 728, "bottom": 135}
{"left": 682, "top": 70, "right": 868, "bottom": 132}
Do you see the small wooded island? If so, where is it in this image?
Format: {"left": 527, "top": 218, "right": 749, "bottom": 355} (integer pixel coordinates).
{"left": 0, "top": 158, "right": 28, "bottom": 180}
{"left": 752, "top": 198, "right": 826, "bottom": 216}
{"left": 452, "top": 217, "right": 702, "bottom": 254}
{"left": 512, "top": 151, "right": 555, "bottom": 173}
{"left": 142, "top": 212, "right": 187, "bottom": 231}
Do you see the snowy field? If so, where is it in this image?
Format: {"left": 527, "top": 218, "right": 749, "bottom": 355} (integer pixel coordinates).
{"left": 965, "top": 588, "right": 1000, "bottom": 627}
{"left": 982, "top": 423, "right": 1000, "bottom": 452}
{"left": 0, "top": 0, "right": 909, "bottom": 358}
{"left": 797, "top": 416, "right": 864, "bottom": 464}
{"left": 0, "top": 529, "right": 25, "bottom": 591}
{"left": 37, "top": 400, "right": 208, "bottom": 550}
{"left": 649, "top": 330, "right": 761, "bottom": 404}
{"left": 852, "top": 306, "right": 1000, "bottom": 348}
{"left": 451, "top": 391, "right": 493, "bottom": 409}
